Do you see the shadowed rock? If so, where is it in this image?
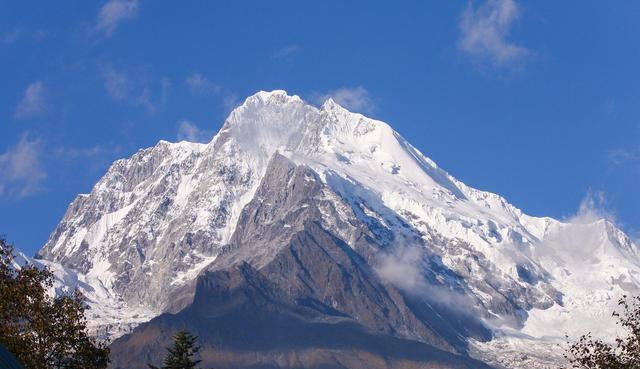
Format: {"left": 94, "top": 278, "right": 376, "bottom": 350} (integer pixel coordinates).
{"left": 109, "top": 154, "right": 493, "bottom": 369}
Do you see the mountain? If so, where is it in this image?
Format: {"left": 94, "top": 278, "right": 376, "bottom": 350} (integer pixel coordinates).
{"left": 35, "top": 90, "right": 640, "bottom": 368}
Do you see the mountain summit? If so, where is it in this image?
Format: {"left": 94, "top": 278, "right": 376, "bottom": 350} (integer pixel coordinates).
{"left": 36, "top": 90, "right": 640, "bottom": 368}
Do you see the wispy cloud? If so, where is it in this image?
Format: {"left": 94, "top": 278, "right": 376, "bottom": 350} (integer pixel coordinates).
{"left": 458, "top": 0, "right": 528, "bottom": 67}
{"left": 376, "top": 244, "right": 477, "bottom": 315}
{"left": 135, "top": 79, "right": 171, "bottom": 113}
{"left": 102, "top": 65, "right": 129, "bottom": 101}
{"left": 0, "top": 133, "right": 46, "bottom": 198}
{"left": 566, "top": 191, "right": 616, "bottom": 225}
{"left": 101, "top": 64, "right": 170, "bottom": 113}
{"left": 377, "top": 246, "right": 427, "bottom": 293}
{"left": 185, "top": 73, "right": 221, "bottom": 95}
{"left": 606, "top": 143, "right": 640, "bottom": 241}
{"left": 312, "top": 86, "right": 375, "bottom": 114}
{"left": 52, "top": 144, "right": 123, "bottom": 172}
{"left": 272, "top": 44, "right": 299, "bottom": 60}
{"left": 33, "top": 30, "right": 46, "bottom": 41}
{"left": 95, "top": 0, "right": 139, "bottom": 38}
{"left": 54, "top": 144, "right": 122, "bottom": 160}
{"left": 184, "top": 72, "right": 239, "bottom": 114}
{"left": 15, "top": 81, "right": 47, "bottom": 119}
{"left": 609, "top": 147, "right": 640, "bottom": 167}
{"left": 222, "top": 93, "right": 240, "bottom": 113}
{"left": 159, "top": 77, "right": 171, "bottom": 108}
{"left": 176, "top": 120, "right": 212, "bottom": 143}
{"left": 0, "top": 29, "right": 45, "bottom": 44}
{"left": 1, "top": 29, "right": 20, "bottom": 45}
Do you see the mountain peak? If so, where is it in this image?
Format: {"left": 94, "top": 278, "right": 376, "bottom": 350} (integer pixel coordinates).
{"left": 222, "top": 90, "right": 310, "bottom": 133}
{"left": 242, "top": 90, "right": 304, "bottom": 106}
{"left": 321, "top": 96, "right": 367, "bottom": 118}
{"left": 320, "top": 97, "right": 339, "bottom": 109}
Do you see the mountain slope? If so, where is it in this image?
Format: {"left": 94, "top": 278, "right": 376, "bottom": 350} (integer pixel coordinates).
{"left": 36, "top": 90, "right": 640, "bottom": 367}
{"left": 110, "top": 154, "right": 492, "bottom": 369}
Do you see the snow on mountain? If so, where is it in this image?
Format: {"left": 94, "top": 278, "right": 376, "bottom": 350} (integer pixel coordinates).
{"left": 36, "top": 90, "right": 640, "bottom": 366}
{"left": 8, "top": 249, "right": 153, "bottom": 339}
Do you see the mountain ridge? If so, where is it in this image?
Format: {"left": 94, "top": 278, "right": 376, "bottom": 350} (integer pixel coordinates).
{"left": 32, "top": 90, "right": 640, "bottom": 368}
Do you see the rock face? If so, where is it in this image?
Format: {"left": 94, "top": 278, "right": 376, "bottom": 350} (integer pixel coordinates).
{"left": 36, "top": 90, "right": 640, "bottom": 368}
{"left": 110, "top": 154, "right": 492, "bottom": 369}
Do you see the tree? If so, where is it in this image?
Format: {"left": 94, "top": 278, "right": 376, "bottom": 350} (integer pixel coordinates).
{"left": 0, "top": 236, "right": 110, "bottom": 369}
{"left": 565, "top": 295, "right": 640, "bottom": 369}
{"left": 148, "top": 330, "right": 203, "bottom": 369}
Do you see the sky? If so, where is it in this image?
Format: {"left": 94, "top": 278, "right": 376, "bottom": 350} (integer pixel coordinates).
{"left": 1, "top": 1, "right": 639, "bottom": 256}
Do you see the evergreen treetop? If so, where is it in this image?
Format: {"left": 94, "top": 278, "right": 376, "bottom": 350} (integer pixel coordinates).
{"left": 148, "top": 330, "right": 203, "bottom": 369}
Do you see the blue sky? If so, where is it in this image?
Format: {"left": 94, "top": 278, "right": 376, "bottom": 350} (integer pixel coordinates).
{"left": 1, "top": 1, "right": 639, "bottom": 256}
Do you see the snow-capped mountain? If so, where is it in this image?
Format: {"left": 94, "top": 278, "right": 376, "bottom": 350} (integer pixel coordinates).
{"left": 36, "top": 90, "right": 640, "bottom": 368}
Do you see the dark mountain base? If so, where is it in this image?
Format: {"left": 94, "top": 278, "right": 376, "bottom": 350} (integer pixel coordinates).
{"left": 110, "top": 295, "right": 492, "bottom": 369}
{"left": 110, "top": 251, "right": 492, "bottom": 369}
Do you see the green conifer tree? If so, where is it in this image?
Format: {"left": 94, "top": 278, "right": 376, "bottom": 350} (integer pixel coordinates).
{"left": 148, "top": 330, "right": 203, "bottom": 369}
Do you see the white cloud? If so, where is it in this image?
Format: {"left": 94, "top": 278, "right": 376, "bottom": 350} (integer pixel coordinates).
{"left": 185, "top": 73, "right": 221, "bottom": 95}
{"left": 177, "top": 120, "right": 211, "bottom": 143}
{"left": 272, "top": 45, "right": 299, "bottom": 60}
{"left": 0, "top": 134, "right": 46, "bottom": 198}
{"left": 96, "top": 0, "right": 139, "bottom": 38}
{"left": 377, "top": 246, "right": 426, "bottom": 293}
{"left": 15, "top": 81, "right": 47, "bottom": 119}
{"left": 312, "top": 86, "right": 375, "bottom": 114}
{"left": 458, "top": 0, "right": 528, "bottom": 66}
{"left": 566, "top": 191, "right": 616, "bottom": 225}
{"left": 376, "top": 244, "right": 477, "bottom": 314}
